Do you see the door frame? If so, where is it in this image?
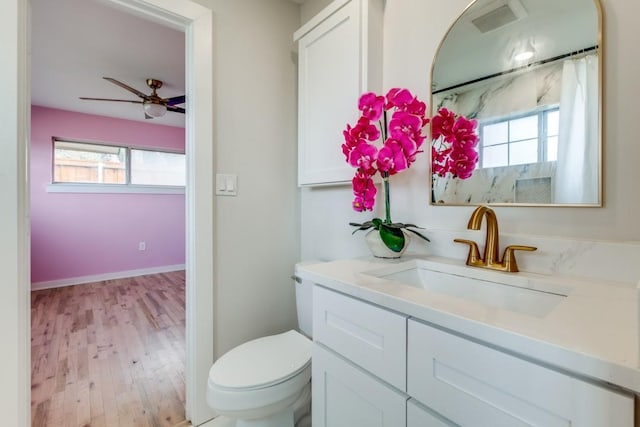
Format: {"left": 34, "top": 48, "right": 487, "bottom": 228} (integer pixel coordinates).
{"left": 0, "top": 0, "right": 217, "bottom": 424}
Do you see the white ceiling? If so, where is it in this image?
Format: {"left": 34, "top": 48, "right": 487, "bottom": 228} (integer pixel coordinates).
{"left": 31, "top": 0, "right": 186, "bottom": 127}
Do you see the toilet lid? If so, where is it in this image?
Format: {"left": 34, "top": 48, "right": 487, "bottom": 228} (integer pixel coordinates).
{"left": 209, "top": 330, "right": 312, "bottom": 390}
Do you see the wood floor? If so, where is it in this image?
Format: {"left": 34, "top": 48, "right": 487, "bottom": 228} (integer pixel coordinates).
{"left": 31, "top": 271, "right": 187, "bottom": 427}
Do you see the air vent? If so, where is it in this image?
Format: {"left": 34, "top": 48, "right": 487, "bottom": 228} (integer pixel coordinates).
{"left": 470, "top": 0, "right": 528, "bottom": 34}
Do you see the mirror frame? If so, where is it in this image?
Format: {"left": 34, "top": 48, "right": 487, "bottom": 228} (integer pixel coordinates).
{"left": 429, "top": 0, "right": 603, "bottom": 207}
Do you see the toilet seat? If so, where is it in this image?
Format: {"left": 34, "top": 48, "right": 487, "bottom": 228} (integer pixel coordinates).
{"left": 209, "top": 330, "right": 312, "bottom": 391}
{"left": 206, "top": 330, "right": 312, "bottom": 419}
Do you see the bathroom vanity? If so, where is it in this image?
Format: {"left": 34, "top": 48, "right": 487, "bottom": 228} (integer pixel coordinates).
{"left": 297, "top": 254, "right": 640, "bottom": 426}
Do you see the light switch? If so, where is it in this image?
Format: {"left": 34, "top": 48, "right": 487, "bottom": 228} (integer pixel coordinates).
{"left": 225, "top": 176, "right": 235, "bottom": 191}
{"left": 217, "top": 177, "right": 227, "bottom": 192}
{"left": 216, "top": 173, "right": 238, "bottom": 196}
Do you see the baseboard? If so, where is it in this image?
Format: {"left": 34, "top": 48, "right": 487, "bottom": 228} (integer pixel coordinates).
{"left": 31, "top": 264, "right": 186, "bottom": 291}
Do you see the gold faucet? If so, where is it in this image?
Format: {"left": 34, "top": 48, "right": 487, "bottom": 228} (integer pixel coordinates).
{"left": 454, "top": 206, "right": 537, "bottom": 272}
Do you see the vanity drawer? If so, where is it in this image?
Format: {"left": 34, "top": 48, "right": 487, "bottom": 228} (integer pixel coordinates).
{"left": 313, "top": 285, "right": 407, "bottom": 390}
{"left": 407, "top": 319, "right": 634, "bottom": 427}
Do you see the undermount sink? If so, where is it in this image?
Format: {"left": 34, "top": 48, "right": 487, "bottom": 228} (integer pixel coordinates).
{"left": 363, "top": 259, "right": 572, "bottom": 318}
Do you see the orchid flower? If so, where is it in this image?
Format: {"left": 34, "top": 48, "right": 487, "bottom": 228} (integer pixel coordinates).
{"left": 431, "top": 107, "right": 480, "bottom": 181}
{"left": 358, "top": 93, "right": 385, "bottom": 121}
{"left": 343, "top": 88, "right": 432, "bottom": 252}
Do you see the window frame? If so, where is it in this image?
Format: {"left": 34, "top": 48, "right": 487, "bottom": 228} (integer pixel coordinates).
{"left": 478, "top": 106, "right": 560, "bottom": 169}
{"left": 49, "top": 137, "right": 186, "bottom": 194}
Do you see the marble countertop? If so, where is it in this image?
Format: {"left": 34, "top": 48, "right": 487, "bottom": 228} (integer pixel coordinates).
{"left": 297, "top": 255, "right": 640, "bottom": 394}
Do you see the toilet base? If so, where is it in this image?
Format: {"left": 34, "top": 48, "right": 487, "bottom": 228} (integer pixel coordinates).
{"left": 224, "top": 382, "right": 311, "bottom": 427}
{"left": 235, "top": 407, "right": 293, "bottom": 427}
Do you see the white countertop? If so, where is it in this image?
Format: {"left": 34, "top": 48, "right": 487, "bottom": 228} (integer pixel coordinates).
{"left": 297, "top": 255, "right": 640, "bottom": 394}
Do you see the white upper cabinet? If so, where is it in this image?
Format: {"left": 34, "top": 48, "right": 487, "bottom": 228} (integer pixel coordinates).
{"left": 294, "top": 0, "right": 383, "bottom": 186}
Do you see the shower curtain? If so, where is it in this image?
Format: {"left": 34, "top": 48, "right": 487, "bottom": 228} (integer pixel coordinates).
{"left": 554, "top": 54, "right": 599, "bottom": 204}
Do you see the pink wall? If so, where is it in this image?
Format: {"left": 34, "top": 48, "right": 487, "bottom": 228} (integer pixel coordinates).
{"left": 30, "top": 106, "right": 186, "bottom": 285}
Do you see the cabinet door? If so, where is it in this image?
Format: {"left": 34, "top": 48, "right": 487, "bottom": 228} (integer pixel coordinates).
{"left": 312, "top": 343, "right": 407, "bottom": 427}
{"left": 296, "top": 0, "right": 382, "bottom": 186}
{"left": 313, "top": 285, "right": 407, "bottom": 390}
{"left": 408, "top": 320, "right": 634, "bottom": 427}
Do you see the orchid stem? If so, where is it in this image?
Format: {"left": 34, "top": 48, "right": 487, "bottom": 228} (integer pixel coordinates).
{"left": 381, "top": 111, "right": 391, "bottom": 225}
{"left": 383, "top": 172, "right": 391, "bottom": 224}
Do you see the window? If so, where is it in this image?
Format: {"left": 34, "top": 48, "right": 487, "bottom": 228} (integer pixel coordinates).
{"left": 53, "top": 139, "right": 185, "bottom": 188}
{"left": 479, "top": 107, "right": 559, "bottom": 169}
{"left": 54, "top": 140, "right": 127, "bottom": 184}
{"left": 131, "top": 149, "right": 186, "bottom": 186}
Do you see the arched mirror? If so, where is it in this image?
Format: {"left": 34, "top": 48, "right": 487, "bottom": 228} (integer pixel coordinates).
{"left": 431, "top": 0, "right": 602, "bottom": 206}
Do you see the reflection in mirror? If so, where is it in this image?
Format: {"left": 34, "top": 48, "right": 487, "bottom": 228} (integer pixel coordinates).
{"left": 431, "top": 0, "right": 601, "bottom": 206}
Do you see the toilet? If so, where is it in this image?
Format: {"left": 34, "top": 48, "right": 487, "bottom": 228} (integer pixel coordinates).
{"left": 206, "top": 272, "right": 313, "bottom": 427}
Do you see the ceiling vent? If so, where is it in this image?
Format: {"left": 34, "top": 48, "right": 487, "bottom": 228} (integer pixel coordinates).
{"left": 470, "top": 0, "right": 528, "bottom": 34}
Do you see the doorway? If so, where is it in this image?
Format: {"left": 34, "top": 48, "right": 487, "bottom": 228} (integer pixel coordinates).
{"left": 1, "top": 0, "right": 216, "bottom": 425}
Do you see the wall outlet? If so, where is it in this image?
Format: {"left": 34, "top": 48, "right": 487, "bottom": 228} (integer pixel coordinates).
{"left": 138, "top": 242, "right": 146, "bottom": 251}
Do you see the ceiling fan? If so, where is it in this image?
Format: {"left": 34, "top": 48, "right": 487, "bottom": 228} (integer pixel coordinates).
{"left": 80, "top": 77, "right": 185, "bottom": 119}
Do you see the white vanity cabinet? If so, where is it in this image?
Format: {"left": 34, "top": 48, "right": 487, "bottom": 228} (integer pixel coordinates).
{"left": 294, "top": 0, "right": 382, "bottom": 186}
{"left": 312, "top": 285, "right": 407, "bottom": 426}
{"left": 312, "top": 344, "right": 407, "bottom": 427}
{"left": 311, "top": 284, "right": 635, "bottom": 427}
{"left": 407, "top": 319, "right": 635, "bottom": 427}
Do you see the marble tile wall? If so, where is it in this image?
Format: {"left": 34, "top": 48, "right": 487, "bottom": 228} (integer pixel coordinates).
{"left": 423, "top": 228, "right": 640, "bottom": 286}
{"left": 433, "top": 60, "right": 562, "bottom": 121}
{"left": 432, "top": 162, "right": 556, "bottom": 204}
{"left": 432, "top": 61, "right": 563, "bottom": 204}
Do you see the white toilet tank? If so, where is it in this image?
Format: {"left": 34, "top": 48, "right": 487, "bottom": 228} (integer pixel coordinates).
{"left": 294, "top": 263, "right": 314, "bottom": 338}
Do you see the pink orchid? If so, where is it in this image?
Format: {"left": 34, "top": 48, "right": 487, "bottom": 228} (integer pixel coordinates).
{"left": 450, "top": 148, "right": 479, "bottom": 180}
{"left": 431, "top": 108, "right": 456, "bottom": 141}
{"left": 341, "top": 125, "right": 358, "bottom": 158}
{"left": 389, "top": 111, "right": 423, "bottom": 143}
{"left": 377, "top": 139, "right": 409, "bottom": 175}
{"left": 342, "top": 117, "right": 381, "bottom": 161}
{"left": 343, "top": 89, "right": 428, "bottom": 214}
{"left": 349, "top": 117, "right": 380, "bottom": 143}
{"left": 345, "top": 90, "right": 432, "bottom": 250}
{"left": 405, "top": 99, "right": 428, "bottom": 120}
{"left": 431, "top": 144, "right": 449, "bottom": 160}
{"left": 352, "top": 173, "right": 377, "bottom": 212}
{"left": 451, "top": 116, "right": 479, "bottom": 150}
{"left": 358, "top": 92, "right": 385, "bottom": 121}
{"left": 431, "top": 107, "right": 479, "bottom": 181}
{"left": 385, "top": 88, "right": 414, "bottom": 110}
{"left": 348, "top": 141, "right": 378, "bottom": 175}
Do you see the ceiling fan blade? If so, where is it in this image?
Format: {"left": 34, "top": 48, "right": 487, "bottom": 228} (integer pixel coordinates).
{"left": 165, "top": 95, "right": 186, "bottom": 106}
{"left": 79, "top": 97, "right": 143, "bottom": 104}
{"left": 167, "top": 105, "right": 186, "bottom": 114}
{"left": 103, "top": 77, "right": 149, "bottom": 100}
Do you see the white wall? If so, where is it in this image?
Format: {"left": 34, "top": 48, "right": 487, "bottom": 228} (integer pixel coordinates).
{"left": 193, "top": 0, "right": 301, "bottom": 356}
{"left": 300, "top": 0, "right": 640, "bottom": 262}
{"left": 300, "top": 0, "right": 332, "bottom": 22}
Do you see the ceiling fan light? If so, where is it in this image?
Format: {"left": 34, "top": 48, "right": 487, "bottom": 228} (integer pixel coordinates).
{"left": 143, "top": 102, "right": 167, "bottom": 118}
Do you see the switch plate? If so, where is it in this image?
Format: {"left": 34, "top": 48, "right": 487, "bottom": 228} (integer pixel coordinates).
{"left": 138, "top": 242, "right": 146, "bottom": 251}
{"left": 216, "top": 173, "right": 238, "bottom": 196}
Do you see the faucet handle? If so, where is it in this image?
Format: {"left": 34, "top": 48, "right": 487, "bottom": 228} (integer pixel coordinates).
{"left": 502, "top": 245, "right": 537, "bottom": 272}
{"left": 454, "top": 238, "right": 483, "bottom": 266}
